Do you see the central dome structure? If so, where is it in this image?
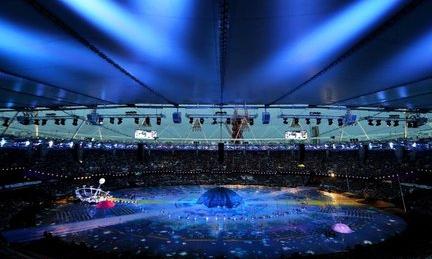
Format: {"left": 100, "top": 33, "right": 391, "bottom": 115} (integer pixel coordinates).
{"left": 197, "top": 187, "right": 243, "bottom": 208}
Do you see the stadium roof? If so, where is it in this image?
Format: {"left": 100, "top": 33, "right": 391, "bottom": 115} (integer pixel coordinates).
{"left": 0, "top": 0, "right": 431, "bottom": 109}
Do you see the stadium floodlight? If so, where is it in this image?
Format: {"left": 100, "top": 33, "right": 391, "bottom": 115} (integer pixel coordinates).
{"left": 17, "top": 116, "right": 30, "bottom": 125}
{"left": 407, "top": 116, "right": 427, "bottom": 128}
{"left": 2, "top": 118, "right": 9, "bottom": 127}
{"left": 386, "top": 120, "right": 391, "bottom": 127}
{"left": 86, "top": 111, "right": 103, "bottom": 125}
{"left": 376, "top": 120, "right": 381, "bottom": 126}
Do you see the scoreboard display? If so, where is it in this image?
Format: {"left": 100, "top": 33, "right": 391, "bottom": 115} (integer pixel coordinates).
{"left": 135, "top": 130, "right": 158, "bottom": 140}
{"left": 285, "top": 130, "right": 308, "bottom": 140}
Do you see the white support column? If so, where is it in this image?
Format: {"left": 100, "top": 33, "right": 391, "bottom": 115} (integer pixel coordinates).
{"left": 34, "top": 123, "right": 39, "bottom": 138}
{"left": 34, "top": 111, "right": 39, "bottom": 138}
{"left": 98, "top": 126, "right": 103, "bottom": 140}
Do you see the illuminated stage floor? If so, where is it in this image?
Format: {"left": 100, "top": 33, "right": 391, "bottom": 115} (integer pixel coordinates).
{"left": 4, "top": 186, "right": 405, "bottom": 257}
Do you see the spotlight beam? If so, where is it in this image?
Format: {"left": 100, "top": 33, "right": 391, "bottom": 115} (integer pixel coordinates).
{"left": 25, "top": 0, "right": 178, "bottom": 106}
{"left": 266, "top": 0, "right": 424, "bottom": 105}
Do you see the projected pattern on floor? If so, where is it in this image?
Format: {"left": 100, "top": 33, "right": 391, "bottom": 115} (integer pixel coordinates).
{"left": 25, "top": 186, "right": 409, "bottom": 257}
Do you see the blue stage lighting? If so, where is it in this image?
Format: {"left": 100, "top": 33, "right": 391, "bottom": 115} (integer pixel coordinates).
{"left": 231, "top": 0, "right": 401, "bottom": 88}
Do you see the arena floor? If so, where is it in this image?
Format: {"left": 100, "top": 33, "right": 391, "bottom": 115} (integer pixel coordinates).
{"left": 4, "top": 185, "right": 406, "bottom": 258}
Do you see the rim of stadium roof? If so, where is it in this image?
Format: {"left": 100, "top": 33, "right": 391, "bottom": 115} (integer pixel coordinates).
{"left": 0, "top": 68, "right": 117, "bottom": 105}
{"left": 0, "top": 104, "right": 426, "bottom": 113}
{"left": 328, "top": 74, "right": 432, "bottom": 105}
